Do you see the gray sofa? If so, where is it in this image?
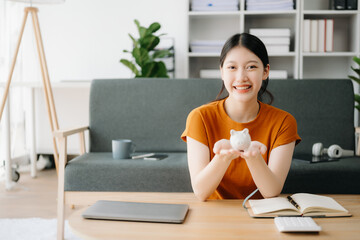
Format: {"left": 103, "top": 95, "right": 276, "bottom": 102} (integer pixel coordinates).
{"left": 268, "top": 79, "right": 360, "bottom": 194}
{"left": 61, "top": 78, "right": 360, "bottom": 194}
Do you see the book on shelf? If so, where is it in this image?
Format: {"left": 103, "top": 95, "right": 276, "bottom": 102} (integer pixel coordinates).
{"left": 303, "top": 19, "right": 311, "bottom": 52}
{"left": 326, "top": 19, "right": 334, "bottom": 52}
{"left": 318, "top": 19, "right": 326, "bottom": 53}
{"left": 310, "top": 20, "right": 318, "bottom": 52}
{"left": 304, "top": 19, "right": 334, "bottom": 53}
{"left": 245, "top": 193, "right": 351, "bottom": 218}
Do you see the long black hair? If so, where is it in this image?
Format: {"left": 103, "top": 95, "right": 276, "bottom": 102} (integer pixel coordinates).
{"left": 216, "top": 33, "right": 274, "bottom": 104}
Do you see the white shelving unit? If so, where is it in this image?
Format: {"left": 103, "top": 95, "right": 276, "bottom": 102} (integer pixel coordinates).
{"left": 186, "top": 0, "right": 360, "bottom": 79}
{"left": 187, "top": 9, "right": 242, "bottom": 78}
{"left": 299, "top": 0, "right": 360, "bottom": 79}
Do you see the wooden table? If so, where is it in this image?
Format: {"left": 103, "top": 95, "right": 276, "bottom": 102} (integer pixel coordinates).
{"left": 68, "top": 193, "right": 360, "bottom": 240}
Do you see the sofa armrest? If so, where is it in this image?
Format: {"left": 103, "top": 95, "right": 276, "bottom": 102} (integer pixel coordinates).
{"left": 53, "top": 126, "right": 89, "bottom": 162}
{"left": 55, "top": 127, "right": 89, "bottom": 240}
{"left": 53, "top": 126, "right": 89, "bottom": 138}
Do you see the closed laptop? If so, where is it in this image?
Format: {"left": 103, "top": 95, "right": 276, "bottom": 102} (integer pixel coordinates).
{"left": 82, "top": 200, "right": 189, "bottom": 224}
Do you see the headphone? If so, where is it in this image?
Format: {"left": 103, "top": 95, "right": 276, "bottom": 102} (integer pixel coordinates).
{"left": 312, "top": 142, "right": 354, "bottom": 159}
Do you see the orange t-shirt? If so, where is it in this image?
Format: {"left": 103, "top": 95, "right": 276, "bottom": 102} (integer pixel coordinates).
{"left": 181, "top": 98, "right": 301, "bottom": 199}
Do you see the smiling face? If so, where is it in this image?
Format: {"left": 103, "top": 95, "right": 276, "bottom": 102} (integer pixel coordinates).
{"left": 220, "top": 46, "right": 269, "bottom": 104}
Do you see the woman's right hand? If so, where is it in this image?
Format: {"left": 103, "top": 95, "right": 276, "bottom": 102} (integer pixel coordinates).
{"left": 213, "top": 139, "right": 241, "bottom": 162}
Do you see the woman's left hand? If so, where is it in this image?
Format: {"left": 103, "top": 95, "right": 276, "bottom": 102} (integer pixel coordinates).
{"left": 240, "top": 141, "right": 267, "bottom": 160}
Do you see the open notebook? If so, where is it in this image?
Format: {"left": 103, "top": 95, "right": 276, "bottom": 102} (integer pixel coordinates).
{"left": 82, "top": 200, "right": 189, "bottom": 223}
{"left": 245, "top": 193, "right": 351, "bottom": 218}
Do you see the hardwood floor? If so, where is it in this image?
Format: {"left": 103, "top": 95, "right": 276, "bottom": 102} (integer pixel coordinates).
{"left": 0, "top": 169, "right": 75, "bottom": 219}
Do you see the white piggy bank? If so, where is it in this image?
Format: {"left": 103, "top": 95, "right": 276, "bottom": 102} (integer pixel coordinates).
{"left": 230, "top": 128, "right": 251, "bottom": 151}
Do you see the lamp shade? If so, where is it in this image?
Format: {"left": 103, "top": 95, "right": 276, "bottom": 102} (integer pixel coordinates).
{"left": 8, "top": 0, "right": 65, "bottom": 4}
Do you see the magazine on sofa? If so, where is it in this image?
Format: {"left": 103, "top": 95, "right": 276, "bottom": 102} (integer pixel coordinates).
{"left": 245, "top": 193, "right": 351, "bottom": 218}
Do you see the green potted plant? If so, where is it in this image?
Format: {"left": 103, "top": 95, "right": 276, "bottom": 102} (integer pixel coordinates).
{"left": 120, "top": 19, "right": 172, "bottom": 78}
{"left": 349, "top": 56, "right": 360, "bottom": 111}
{"left": 349, "top": 56, "right": 360, "bottom": 155}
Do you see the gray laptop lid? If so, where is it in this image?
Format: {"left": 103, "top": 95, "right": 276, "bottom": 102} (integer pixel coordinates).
{"left": 82, "top": 200, "right": 189, "bottom": 224}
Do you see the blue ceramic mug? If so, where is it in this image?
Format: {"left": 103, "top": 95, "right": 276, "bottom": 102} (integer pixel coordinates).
{"left": 112, "top": 139, "right": 136, "bottom": 159}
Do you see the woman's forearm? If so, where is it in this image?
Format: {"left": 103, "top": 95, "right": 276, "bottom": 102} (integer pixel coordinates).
{"left": 244, "top": 142, "right": 295, "bottom": 198}
{"left": 192, "top": 154, "right": 232, "bottom": 201}
{"left": 187, "top": 137, "right": 241, "bottom": 201}
{"left": 245, "top": 156, "right": 283, "bottom": 198}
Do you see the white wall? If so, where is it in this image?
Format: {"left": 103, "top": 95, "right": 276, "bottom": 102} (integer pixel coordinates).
{"left": 33, "top": 85, "right": 91, "bottom": 154}
{"left": 3, "top": 0, "right": 189, "bottom": 154}
{"left": 23, "top": 0, "right": 188, "bottom": 81}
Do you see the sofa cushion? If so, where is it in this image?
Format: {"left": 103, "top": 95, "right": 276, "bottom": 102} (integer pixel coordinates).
{"left": 283, "top": 157, "right": 360, "bottom": 194}
{"left": 64, "top": 152, "right": 193, "bottom": 192}
{"left": 89, "top": 78, "right": 223, "bottom": 152}
{"left": 268, "top": 79, "right": 355, "bottom": 156}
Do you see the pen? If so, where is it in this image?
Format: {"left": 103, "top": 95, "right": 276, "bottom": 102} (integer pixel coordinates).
{"left": 131, "top": 153, "right": 155, "bottom": 159}
{"left": 287, "top": 196, "right": 300, "bottom": 210}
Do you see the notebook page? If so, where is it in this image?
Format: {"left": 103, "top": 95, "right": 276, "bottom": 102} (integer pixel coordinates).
{"left": 291, "top": 193, "right": 348, "bottom": 214}
{"left": 248, "top": 197, "right": 298, "bottom": 215}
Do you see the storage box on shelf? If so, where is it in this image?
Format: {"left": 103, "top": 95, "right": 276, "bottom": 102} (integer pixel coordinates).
{"left": 245, "top": 0, "right": 294, "bottom": 11}
{"left": 249, "top": 28, "right": 291, "bottom": 54}
{"left": 190, "top": 0, "right": 239, "bottom": 12}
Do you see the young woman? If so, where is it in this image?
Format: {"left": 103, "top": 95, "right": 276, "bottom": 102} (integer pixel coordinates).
{"left": 181, "top": 33, "right": 301, "bottom": 201}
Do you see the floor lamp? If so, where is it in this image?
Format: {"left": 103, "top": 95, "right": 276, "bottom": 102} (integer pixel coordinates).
{"left": 0, "top": 0, "right": 65, "bottom": 172}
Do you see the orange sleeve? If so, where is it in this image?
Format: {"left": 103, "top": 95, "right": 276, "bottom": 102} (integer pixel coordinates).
{"left": 181, "top": 108, "right": 209, "bottom": 147}
{"left": 272, "top": 114, "right": 301, "bottom": 149}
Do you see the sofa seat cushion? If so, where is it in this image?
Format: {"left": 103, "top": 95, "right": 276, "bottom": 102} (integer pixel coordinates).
{"left": 64, "top": 152, "right": 193, "bottom": 192}
{"left": 283, "top": 157, "right": 360, "bottom": 194}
